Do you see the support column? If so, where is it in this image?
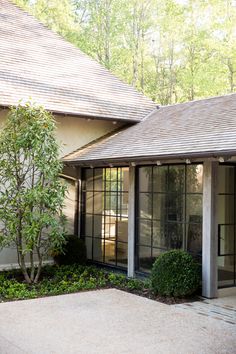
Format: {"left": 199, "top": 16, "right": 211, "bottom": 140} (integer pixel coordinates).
{"left": 202, "top": 161, "right": 218, "bottom": 298}
{"left": 128, "top": 166, "right": 135, "bottom": 278}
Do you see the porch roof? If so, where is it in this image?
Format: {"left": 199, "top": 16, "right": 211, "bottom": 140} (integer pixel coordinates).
{"left": 63, "top": 93, "right": 236, "bottom": 165}
{"left": 0, "top": 0, "right": 155, "bottom": 123}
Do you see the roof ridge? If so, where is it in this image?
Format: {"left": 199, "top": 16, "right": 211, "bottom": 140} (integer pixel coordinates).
{"left": 160, "top": 92, "right": 236, "bottom": 109}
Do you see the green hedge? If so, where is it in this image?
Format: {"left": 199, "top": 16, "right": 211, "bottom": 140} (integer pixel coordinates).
{"left": 151, "top": 250, "right": 200, "bottom": 297}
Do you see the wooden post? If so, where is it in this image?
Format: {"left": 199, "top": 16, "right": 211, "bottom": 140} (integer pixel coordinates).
{"left": 202, "top": 161, "right": 218, "bottom": 298}
{"left": 128, "top": 166, "right": 135, "bottom": 278}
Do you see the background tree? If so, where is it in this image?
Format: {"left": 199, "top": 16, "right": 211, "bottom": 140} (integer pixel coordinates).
{"left": 14, "top": 0, "right": 236, "bottom": 102}
{"left": 0, "top": 103, "right": 67, "bottom": 284}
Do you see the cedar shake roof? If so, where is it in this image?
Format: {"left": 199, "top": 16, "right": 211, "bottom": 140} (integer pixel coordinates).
{"left": 0, "top": 0, "right": 155, "bottom": 122}
{"left": 63, "top": 93, "right": 236, "bottom": 164}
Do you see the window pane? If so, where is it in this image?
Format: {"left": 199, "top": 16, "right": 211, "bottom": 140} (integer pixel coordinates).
{"left": 104, "top": 240, "right": 116, "bottom": 265}
{"left": 186, "top": 195, "right": 202, "bottom": 222}
{"left": 139, "top": 193, "right": 152, "bottom": 219}
{"left": 218, "top": 195, "right": 235, "bottom": 224}
{"left": 153, "top": 166, "right": 167, "bottom": 192}
{"left": 168, "top": 223, "right": 184, "bottom": 249}
{"left": 85, "top": 169, "right": 93, "bottom": 191}
{"left": 117, "top": 242, "right": 127, "bottom": 267}
{"left": 167, "top": 194, "right": 184, "bottom": 222}
{"left": 186, "top": 223, "right": 202, "bottom": 258}
{"left": 168, "top": 166, "right": 185, "bottom": 193}
{"left": 218, "top": 255, "right": 235, "bottom": 287}
{"left": 187, "top": 165, "right": 203, "bottom": 193}
{"left": 86, "top": 192, "right": 93, "bottom": 213}
{"left": 218, "top": 166, "right": 235, "bottom": 194}
{"left": 218, "top": 225, "right": 235, "bottom": 256}
{"left": 138, "top": 246, "right": 152, "bottom": 272}
{"left": 116, "top": 219, "right": 128, "bottom": 243}
{"left": 139, "top": 167, "right": 152, "bottom": 192}
{"left": 85, "top": 237, "right": 92, "bottom": 259}
{"left": 104, "top": 215, "right": 116, "bottom": 239}
{"left": 153, "top": 221, "right": 168, "bottom": 249}
{"left": 85, "top": 214, "right": 93, "bottom": 236}
{"left": 121, "top": 168, "right": 129, "bottom": 192}
{"left": 93, "top": 215, "right": 103, "bottom": 238}
{"left": 94, "top": 192, "right": 103, "bottom": 214}
{"left": 61, "top": 178, "right": 75, "bottom": 235}
{"left": 105, "top": 193, "right": 117, "bottom": 214}
{"left": 153, "top": 193, "right": 167, "bottom": 221}
{"left": 93, "top": 238, "right": 103, "bottom": 262}
{"left": 94, "top": 169, "right": 103, "bottom": 191}
{"left": 139, "top": 219, "right": 152, "bottom": 246}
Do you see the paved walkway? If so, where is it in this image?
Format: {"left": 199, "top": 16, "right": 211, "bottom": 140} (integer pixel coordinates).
{"left": 175, "top": 296, "right": 236, "bottom": 325}
{"left": 0, "top": 289, "right": 235, "bottom": 354}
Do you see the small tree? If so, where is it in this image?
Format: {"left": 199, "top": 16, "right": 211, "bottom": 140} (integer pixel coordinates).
{"left": 0, "top": 102, "right": 67, "bottom": 284}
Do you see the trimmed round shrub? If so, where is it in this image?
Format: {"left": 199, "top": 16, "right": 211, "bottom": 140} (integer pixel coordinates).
{"left": 54, "top": 235, "right": 87, "bottom": 266}
{"left": 151, "top": 250, "right": 200, "bottom": 297}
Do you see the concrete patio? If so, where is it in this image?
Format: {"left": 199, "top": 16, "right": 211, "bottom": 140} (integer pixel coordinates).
{"left": 0, "top": 289, "right": 235, "bottom": 354}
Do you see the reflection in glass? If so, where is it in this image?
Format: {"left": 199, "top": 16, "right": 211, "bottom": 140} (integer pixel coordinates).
{"left": 218, "top": 255, "right": 234, "bottom": 287}
{"left": 60, "top": 178, "right": 76, "bottom": 235}
{"left": 85, "top": 237, "right": 92, "bottom": 259}
{"left": 218, "top": 195, "right": 235, "bottom": 224}
{"left": 139, "top": 219, "right": 152, "bottom": 246}
{"left": 153, "top": 166, "right": 167, "bottom": 192}
{"left": 153, "top": 221, "right": 167, "bottom": 249}
{"left": 117, "top": 242, "right": 128, "bottom": 267}
{"left": 153, "top": 194, "right": 166, "bottom": 221}
{"left": 167, "top": 194, "right": 184, "bottom": 222}
{"left": 186, "top": 164, "right": 203, "bottom": 193}
{"left": 168, "top": 166, "right": 185, "bottom": 193}
{"left": 139, "top": 193, "right": 152, "bottom": 219}
{"left": 139, "top": 167, "right": 152, "bottom": 192}
{"left": 137, "top": 164, "right": 203, "bottom": 272}
{"left": 138, "top": 246, "right": 152, "bottom": 272}
{"left": 93, "top": 238, "right": 103, "bottom": 262}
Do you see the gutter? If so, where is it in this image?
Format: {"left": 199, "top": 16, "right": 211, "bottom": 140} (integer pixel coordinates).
{"left": 63, "top": 149, "right": 236, "bottom": 166}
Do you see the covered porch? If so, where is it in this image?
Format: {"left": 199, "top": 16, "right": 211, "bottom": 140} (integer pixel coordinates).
{"left": 63, "top": 158, "right": 236, "bottom": 299}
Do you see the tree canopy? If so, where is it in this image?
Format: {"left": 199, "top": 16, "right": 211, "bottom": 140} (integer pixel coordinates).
{"left": 15, "top": 0, "right": 236, "bottom": 105}
{"left": 0, "top": 103, "right": 66, "bottom": 283}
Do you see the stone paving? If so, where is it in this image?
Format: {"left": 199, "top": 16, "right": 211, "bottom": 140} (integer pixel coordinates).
{"left": 0, "top": 290, "right": 235, "bottom": 354}
{"left": 175, "top": 296, "right": 236, "bottom": 325}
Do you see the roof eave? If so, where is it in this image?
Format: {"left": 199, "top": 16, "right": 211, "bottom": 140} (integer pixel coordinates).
{"left": 0, "top": 104, "right": 143, "bottom": 124}
{"left": 63, "top": 149, "right": 236, "bottom": 166}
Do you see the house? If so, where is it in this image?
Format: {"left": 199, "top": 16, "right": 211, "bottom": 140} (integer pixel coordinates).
{"left": 0, "top": 1, "right": 236, "bottom": 298}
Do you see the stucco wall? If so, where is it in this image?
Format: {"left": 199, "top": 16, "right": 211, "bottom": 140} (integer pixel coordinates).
{"left": 0, "top": 109, "right": 123, "bottom": 158}
{"left": 0, "top": 108, "right": 124, "bottom": 268}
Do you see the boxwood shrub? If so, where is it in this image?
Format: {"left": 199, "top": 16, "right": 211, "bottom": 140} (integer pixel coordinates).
{"left": 151, "top": 250, "right": 200, "bottom": 297}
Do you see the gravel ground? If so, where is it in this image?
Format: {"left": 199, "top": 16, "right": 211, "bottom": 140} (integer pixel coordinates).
{"left": 0, "top": 289, "right": 235, "bottom": 354}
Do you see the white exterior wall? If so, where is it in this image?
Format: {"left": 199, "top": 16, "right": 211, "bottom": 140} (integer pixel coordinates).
{"left": 0, "top": 108, "right": 124, "bottom": 268}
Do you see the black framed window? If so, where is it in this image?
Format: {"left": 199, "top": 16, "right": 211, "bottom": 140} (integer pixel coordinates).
{"left": 217, "top": 165, "right": 236, "bottom": 288}
{"left": 137, "top": 164, "right": 203, "bottom": 272}
{"left": 81, "top": 167, "right": 129, "bottom": 268}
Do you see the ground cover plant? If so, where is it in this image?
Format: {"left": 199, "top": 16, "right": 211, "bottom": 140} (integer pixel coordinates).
{"left": 0, "top": 263, "right": 199, "bottom": 305}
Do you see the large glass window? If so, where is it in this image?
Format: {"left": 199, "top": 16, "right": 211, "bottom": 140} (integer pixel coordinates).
{"left": 60, "top": 177, "right": 76, "bottom": 235}
{"left": 81, "top": 167, "right": 129, "bottom": 268}
{"left": 217, "top": 165, "right": 236, "bottom": 288}
{"left": 137, "top": 164, "right": 203, "bottom": 272}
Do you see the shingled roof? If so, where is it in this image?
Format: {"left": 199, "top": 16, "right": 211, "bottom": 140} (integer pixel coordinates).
{"left": 63, "top": 93, "right": 236, "bottom": 164}
{"left": 0, "top": 0, "right": 155, "bottom": 122}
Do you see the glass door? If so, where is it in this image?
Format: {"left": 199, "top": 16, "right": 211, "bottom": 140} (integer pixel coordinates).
{"left": 218, "top": 165, "right": 236, "bottom": 287}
